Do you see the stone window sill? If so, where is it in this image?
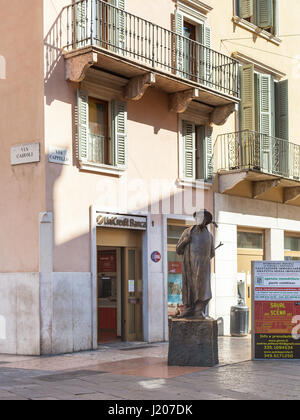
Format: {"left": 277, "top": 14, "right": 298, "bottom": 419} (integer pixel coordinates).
{"left": 176, "top": 178, "right": 213, "bottom": 190}
{"left": 232, "top": 16, "right": 282, "bottom": 46}
{"left": 79, "top": 161, "right": 126, "bottom": 177}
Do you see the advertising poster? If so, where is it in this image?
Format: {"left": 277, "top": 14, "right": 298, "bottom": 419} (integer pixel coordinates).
{"left": 168, "top": 274, "right": 182, "bottom": 304}
{"left": 99, "top": 250, "right": 117, "bottom": 273}
{"left": 252, "top": 261, "right": 300, "bottom": 360}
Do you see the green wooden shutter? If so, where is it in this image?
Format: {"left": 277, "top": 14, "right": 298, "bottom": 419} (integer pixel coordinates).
{"left": 175, "top": 11, "right": 185, "bottom": 77}
{"left": 77, "top": 89, "right": 89, "bottom": 163}
{"left": 182, "top": 121, "right": 196, "bottom": 179}
{"left": 258, "top": 73, "right": 274, "bottom": 172}
{"left": 240, "top": 64, "right": 255, "bottom": 131}
{"left": 257, "top": 0, "right": 273, "bottom": 29}
{"left": 275, "top": 79, "right": 289, "bottom": 177}
{"left": 275, "top": 80, "right": 289, "bottom": 141}
{"left": 239, "top": 0, "right": 254, "bottom": 19}
{"left": 112, "top": 100, "right": 127, "bottom": 168}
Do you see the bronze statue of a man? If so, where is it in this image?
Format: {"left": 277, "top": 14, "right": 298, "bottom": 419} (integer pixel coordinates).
{"left": 176, "top": 209, "right": 216, "bottom": 319}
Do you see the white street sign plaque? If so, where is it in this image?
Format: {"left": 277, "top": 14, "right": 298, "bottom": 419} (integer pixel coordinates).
{"left": 48, "top": 147, "right": 71, "bottom": 165}
{"left": 11, "top": 143, "right": 40, "bottom": 165}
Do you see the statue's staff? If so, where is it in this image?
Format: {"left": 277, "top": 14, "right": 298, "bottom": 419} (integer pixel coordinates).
{"left": 215, "top": 242, "right": 224, "bottom": 251}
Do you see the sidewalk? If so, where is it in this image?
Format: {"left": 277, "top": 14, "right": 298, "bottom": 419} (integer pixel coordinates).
{"left": 0, "top": 336, "right": 299, "bottom": 400}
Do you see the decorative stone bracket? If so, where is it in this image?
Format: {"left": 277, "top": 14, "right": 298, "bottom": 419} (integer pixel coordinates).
{"left": 124, "top": 73, "right": 156, "bottom": 101}
{"left": 65, "top": 51, "right": 98, "bottom": 82}
{"left": 169, "top": 88, "right": 199, "bottom": 113}
{"left": 209, "top": 103, "right": 236, "bottom": 126}
{"left": 253, "top": 179, "right": 281, "bottom": 199}
{"left": 284, "top": 187, "right": 300, "bottom": 203}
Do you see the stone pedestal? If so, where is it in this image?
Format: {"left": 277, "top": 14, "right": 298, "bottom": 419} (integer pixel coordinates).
{"left": 168, "top": 318, "right": 219, "bottom": 367}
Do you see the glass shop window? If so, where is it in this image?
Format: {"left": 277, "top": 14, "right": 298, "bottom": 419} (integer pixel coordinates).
{"left": 237, "top": 231, "right": 263, "bottom": 249}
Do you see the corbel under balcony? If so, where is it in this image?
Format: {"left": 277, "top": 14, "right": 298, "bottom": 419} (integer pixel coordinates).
{"left": 217, "top": 169, "right": 300, "bottom": 206}
{"left": 169, "top": 88, "right": 199, "bottom": 113}
{"left": 65, "top": 50, "right": 98, "bottom": 83}
{"left": 123, "top": 73, "right": 156, "bottom": 101}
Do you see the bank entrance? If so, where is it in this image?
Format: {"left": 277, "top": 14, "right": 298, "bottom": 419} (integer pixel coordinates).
{"left": 237, "top": 229, "right": 264, "bottom": 331}
{"left": 96, "top": 225, "right": 144, "bottom": 344}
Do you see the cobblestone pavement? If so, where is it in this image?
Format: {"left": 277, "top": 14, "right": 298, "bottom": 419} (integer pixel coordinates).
{"left": 0, "top": 336, "right": 299, "bottom": 400}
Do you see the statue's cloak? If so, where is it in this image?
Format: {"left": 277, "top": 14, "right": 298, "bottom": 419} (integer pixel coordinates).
{"left": 176, "top": 225, "right": 215, "bottom": 306}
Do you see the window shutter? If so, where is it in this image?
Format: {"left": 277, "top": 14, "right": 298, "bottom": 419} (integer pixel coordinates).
{"left": 112, "top": 100, "right": 128, "bottom": 168}
{"left": 275, "top": 80, "right": 289, "bottom": 141}
{"left": 275, "top": 79, "right": 289, "bottom": 176}
{"left": 198, "top": 24, "right": 212, "bottom": 86}
{"left": 205, "top": 126, "right": 214, "bottom": 180}
{"left": 196, "top": 126, "right": 213, "bottom": 180}
{"left": 257, "top": 0, "right": 273, "bottom": 29}
{"left": 258, "top": 74, "right": 274, "bottom": 172}
{"left": 239, "top": 0, "right": 254, "bottom": 19}
{"left": 181, "top": 121, "right": 196, "bottom": 180}
{"left": 175, "top": 11, "right": 185, "bottom": 77}
{"left": 77, "top": 89, "right": 89, "bottom": 163}
{"left": 109, "top": 0, "right": 126, "bottom": 54}
{"left": 75, "top": 0, "right": 91, "bottom": 47}
{"left": 240, "top": 64, "right": 255, "bottom": 131}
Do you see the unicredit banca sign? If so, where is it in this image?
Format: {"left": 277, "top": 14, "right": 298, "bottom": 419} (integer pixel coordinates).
{"left": 96, "top": 213, "right": 147, "bottom": 230}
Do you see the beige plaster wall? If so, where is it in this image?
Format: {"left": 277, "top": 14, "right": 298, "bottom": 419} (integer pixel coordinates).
{"left": 211, "top": 0, "right": 300, "bottom": 143}
{"left": 0, "top": 0, "right": 45, "bottom": 272}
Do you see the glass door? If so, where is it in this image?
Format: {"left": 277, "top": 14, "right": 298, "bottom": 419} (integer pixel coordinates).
{"left": 123, "top": 247, "right": 143, "bottom": 341}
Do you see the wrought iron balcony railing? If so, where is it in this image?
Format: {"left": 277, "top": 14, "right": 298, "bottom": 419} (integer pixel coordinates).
{"left": 214, "top": 130, "right": 300, "bottom": 180}
{"left": 62, "top": 0, "right": 239, "bottom": 99}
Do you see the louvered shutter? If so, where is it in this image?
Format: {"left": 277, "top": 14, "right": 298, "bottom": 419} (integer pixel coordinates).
{"left": 240, "top": 64, "right": 255, "bottom": 131}
{"left": 175, "top": 11, "right": 185, "bottom": 77}
{"left": 198, "top": 24, "right": 212, "bottom": 86}
{"left": 259, "top": 74, "right": 274, "bottom": 172}
{"left": 181, "top": 121, "right": 195, "bottom": 180}
{"left": 257, "top": 0, "right": 274, "bottom": 29}
{"left": 205, "top": 126, "right": 214, "bottom": 179}
{"left": 239, "top": 0, "right": 254, "bottom": 19}
{"left": 109, "top": 0, "right": 126, "bottom": 54}
{"left": 77, "top": 89, "right": 89, "bottom": 163}
{"left": 275, "top": 80, "right": 289, "bottom": 176}
{"left": 112, "top": 100, "right": 127, "bottom": 168}
{"left": 75, "top": 0, "right": 91, "bottom": 47}
{"left": 275, "top": 80, "right": 289, "bottom": 141}
{"left": 196, "top": 126, "right": 213, "bottom": 180}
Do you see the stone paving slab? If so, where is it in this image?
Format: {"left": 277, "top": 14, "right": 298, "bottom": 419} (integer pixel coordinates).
{"left": 0, "top": 337, "right": 299, "bottom": 400}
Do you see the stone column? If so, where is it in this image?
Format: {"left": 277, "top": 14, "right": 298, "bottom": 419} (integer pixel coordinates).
{"left": 265, "top": 228, "right": 284, "bottom": 261}
{"left": 39, "top": 212, "right": 54, "bottom": 355}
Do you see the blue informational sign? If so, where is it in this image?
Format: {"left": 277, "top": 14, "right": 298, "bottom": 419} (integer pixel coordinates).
{"left": 168, "top": 274, "right": 183, "bottom": 304}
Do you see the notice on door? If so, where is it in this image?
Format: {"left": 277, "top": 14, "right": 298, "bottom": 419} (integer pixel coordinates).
{"left": 252, "top": 261, "right": 300, "bottom": 360}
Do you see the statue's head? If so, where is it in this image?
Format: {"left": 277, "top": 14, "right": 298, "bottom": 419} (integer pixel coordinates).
{"left": 193, "top": 209, "right": 216, "bottom": 229}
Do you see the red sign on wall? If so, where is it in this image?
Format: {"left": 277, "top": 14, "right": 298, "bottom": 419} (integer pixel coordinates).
{"left": 99, "top": 251, "right": 117, "bottom": 273}
{"left": 252, "top": 261, "right": 300, "bottom": 360}
{"left": 168, "top": 261, "right": 182, "bottom": 274}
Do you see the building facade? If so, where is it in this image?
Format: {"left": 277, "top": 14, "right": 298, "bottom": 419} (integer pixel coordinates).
{"left": 0, "top": 0, "right": 299, "bottom": 355}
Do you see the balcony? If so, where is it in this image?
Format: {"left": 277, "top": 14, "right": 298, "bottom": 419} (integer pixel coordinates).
{"left": 214, "top": 130, "right": 300, "bottom": 205}
{"left": 60, "top": 0, "right": 239, "bottom": 119}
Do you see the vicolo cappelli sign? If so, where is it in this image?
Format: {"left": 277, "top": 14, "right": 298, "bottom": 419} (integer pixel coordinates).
{"left": 96, "top": 213, "right": 147, "bottom": 230}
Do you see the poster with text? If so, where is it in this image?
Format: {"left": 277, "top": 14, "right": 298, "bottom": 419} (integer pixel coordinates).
{"left": 252, "top": 261, "right": 300, "bottom": 360}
